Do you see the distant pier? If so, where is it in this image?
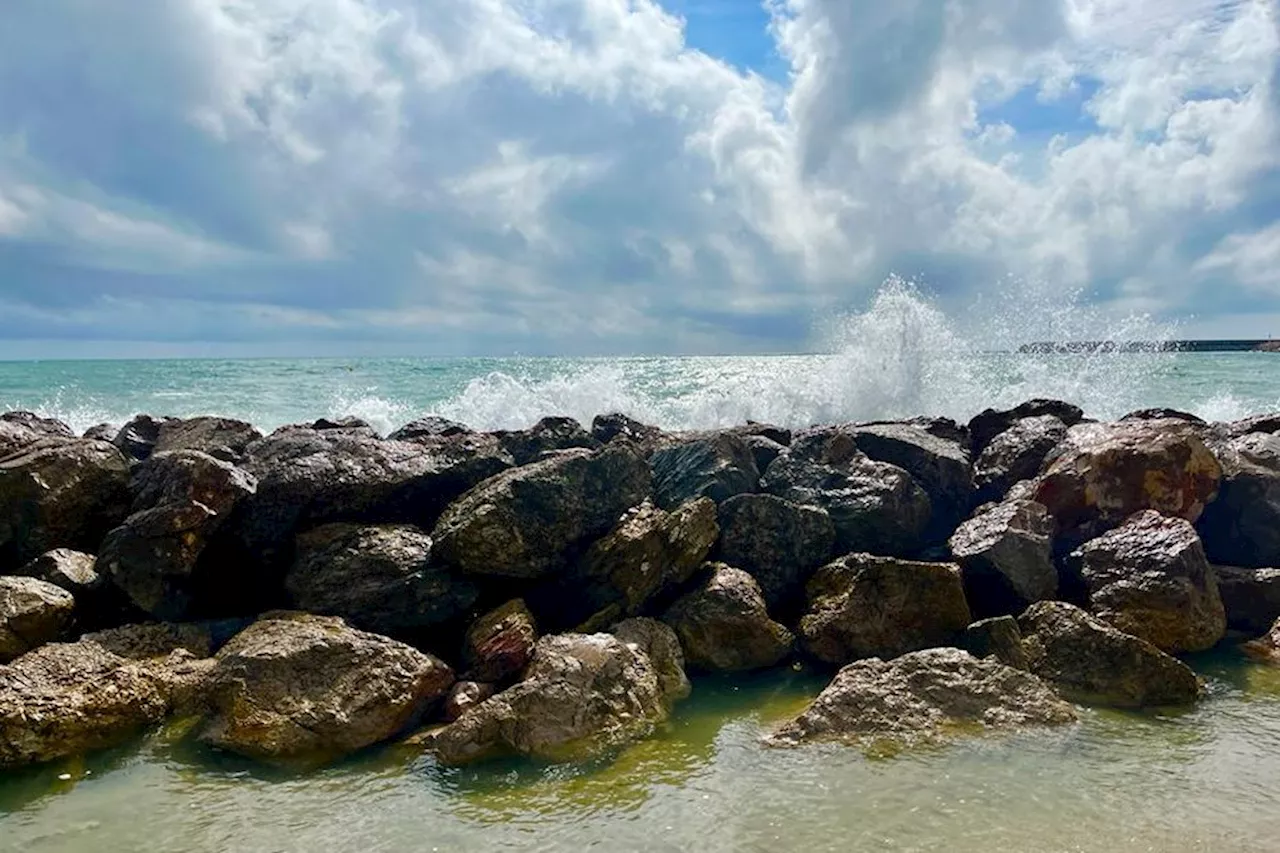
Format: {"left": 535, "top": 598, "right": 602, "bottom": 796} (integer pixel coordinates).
{"left": 1017, "top": 340, "right": 1280, "bottom": 354}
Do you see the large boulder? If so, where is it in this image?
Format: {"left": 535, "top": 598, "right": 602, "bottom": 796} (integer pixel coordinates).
{"left": 0, "top": 576, "right": 76, "bottom": 663}
{"left": 963, "top": 615, "right": 1029, "bottom": 670}
{"left": 948, "top": 500, "right": 1057, "bottom": 619}
{"left": 496, "top": 416, "right": 598, "bottom": 465}
{"left": 1215, "top": 565, "right": 1280, "bottom": 635}
{"left": 649, "top": 432, "right": 759, "bottom": 509}
{"left": 111, "top": 414, "right": 171, "bottom": 461}
{"left": 851, "top": 423, "right": 975, "bottom": 536}
{"left": 1197, "top": 432, "right": 1280, "bottom": 568}
{"left": 463, "top": 599, "right": 539, "bottom": 683}
{"left": 1019, "top": 601, "right": 1202, "bottom": 708}
{"left": 198, "top": 612, "right": 453, "bottom": 763}
{"left": 420, "top": 620, "right": 688, "bottom": 765}
{"left": 590, "top": 413, "right": 666, "bottom": 450}
{"left": 968, "top": 399, "right": 1084, "bottom": 457}
{"left": 387, "top": 415, "right": 471, "bottom": 441}
{"left": 0, "top": 412, "right": 75, "bottom": 456}
{"left": 153, "top": 416, "right": 263, "bottom": 462}
{"left": 432, "top": 444, "right": 651, "bottom": 579}
{"left": 714, "top": 494, "right": 836, "bottom": 612}
{"left": 285, "top": 523, "right": 478, "bottom": 637}
{"left": 766, "top": 647, "right": 1076, "bottom": 749}
{"left": 0, "top": 439, "right": 131, "bottom": 570}
{"left": 0, "top": 622, "right": 214, "bottom": 769}
{"left": 1074, "top": 510, "right": 1225, "bottom": 653}
{"left": 99, "top": 451, "right": 258, "bottom": 621}
{"left": 762, "top": 453, "right": 930, "bottom": 557}
{"left": 567, "top": 498, "right": 718, "bottom": 629}
{"left": 662, "top": 564, "right": 793, "bottom": 671}
{"left": 799, "top": 554, "right": 972, "bottom": 665}
{"left": 15, "top": 548, "right": 109, "bottom": 607}
{"left": 1032, "top": 419, "right": 1221, "bottom": 545}
{"left": 973, "top": 415, "right": 1068, "bottom": 503}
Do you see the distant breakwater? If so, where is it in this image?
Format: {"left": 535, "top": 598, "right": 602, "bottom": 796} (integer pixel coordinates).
{"left": 1018, "top": 339, "right": 1280, "bottom": 354}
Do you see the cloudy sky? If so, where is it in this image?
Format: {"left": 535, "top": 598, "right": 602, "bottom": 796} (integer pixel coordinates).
{"left": 0, "top": 0, "right": 1277, "bottom": 358}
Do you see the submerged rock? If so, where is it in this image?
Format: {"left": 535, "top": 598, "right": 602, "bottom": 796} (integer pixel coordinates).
{"left": 649, "top": 432, "right": 759, "bottom": 509}
{"left": 1019, "top": 601, "right": 1202, "bottom": 708}
{"left": 0, "top": 577, "right": 76, "bottom": 663}
{"left": 662, "top": 564, "right": 793, "bottom": 672}
{"left": 285, "top": 523, "right": 477, "bottom": 637}
{"left": 463, "top": 599, "right": 539, "bottom": 683}
{"left": 0, "top": 623, "right": 214, "bottom": 769}
{"left": 1197, "top": 432, "right": 1280, "bottom": 568}
{"left": 1215, "top": 565, "right": 1280, "bottom": 635}
{"left": 714, "top": 493, "right": 836, "bottom": 612}
{"left": 799, "top": 553, "right": 972, "bottom": 665}
{"left": 948, "top": 499, "right": 1057, "bottom": 619}
{"left": 766, "top": 647, "right": 1076, "bottom": 749}
{"left": 1074, "top": 510, "right": 1225, "bottom": 654}
{"left": 198, "top": 612, "right": 453, "bottom": 763}
{"left": 973, "top": 415, "right": 1068, "bottom": 503}
{"left": 420, "top": 619, "right": 688, "bottom": 765}
{"left": 432, "top": 444, "right": 651, "bottom": 579}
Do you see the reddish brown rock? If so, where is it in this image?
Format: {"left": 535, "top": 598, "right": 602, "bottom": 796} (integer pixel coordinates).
{"left": 464, "top": 599, "right": 539, "bottom": 683}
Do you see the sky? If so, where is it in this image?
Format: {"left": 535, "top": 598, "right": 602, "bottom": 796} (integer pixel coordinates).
{"left": 0, "top": 0, "right": 1278, "bottom": 358}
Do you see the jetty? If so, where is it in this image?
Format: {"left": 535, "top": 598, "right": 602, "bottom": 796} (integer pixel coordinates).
{"left": 1018, "top": 339, "right": 1280, "bottom": 354}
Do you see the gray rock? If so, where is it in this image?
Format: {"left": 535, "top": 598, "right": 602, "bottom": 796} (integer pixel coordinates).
{"left": 1215, "top": 565, "right": 1280, "bottom": 635}
{"left": 714, "top": 493, "right": 835, "bottom": 612}
{"left": 443, "top": 681, "right": 497, "bottom": 722}
{"left": 153, "top": 416, "right": 262, "bottom": 462}
{"left": 968, "top": 399, "right": 1084, "bottom": 457}
{"left": 0, "top": 576, "right": 76, "bottom": 663}
{"left": 650, "top": 432, "right": 759, "bottom": 509}
{"left": 973, "top": 415, "right": 1068, "bottom": 503}
{"left": 0, "top": 412, "right": 75, "bottom": 457}
{"left": 851, "top": 422, "right": 975, "bottom": 537}
{"left": 662, "top": 564, "right": 793, "bottom": 672}
{"left": 496, "top": 416, "right": 598, "bottom": 465}
{"left": 1197, "top": 432, "right": 1280, "bottom": 568}
{"left": 963, "top": 616, "right": 1029, "bottom": 670}
{"left": 948, "top": 499, "right": 1056, "bottom": 618}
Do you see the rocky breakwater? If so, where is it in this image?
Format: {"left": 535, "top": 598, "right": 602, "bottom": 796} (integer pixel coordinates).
{"left": 0, "top": 404, "right": 1272, "bottom": 770}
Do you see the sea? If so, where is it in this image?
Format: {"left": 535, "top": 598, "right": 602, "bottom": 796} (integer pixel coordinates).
{"left": 3, "top": 285, "right": 1280, "bottom": 851}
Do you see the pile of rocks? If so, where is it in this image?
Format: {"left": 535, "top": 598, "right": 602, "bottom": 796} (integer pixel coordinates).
{"left": 2, "top": 402, "right": 1278, "bottom": 768}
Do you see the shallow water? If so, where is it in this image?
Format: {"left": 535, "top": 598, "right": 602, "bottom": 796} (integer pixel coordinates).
{"left": 4, "top": 658, "right": 1280, "bottom": 852}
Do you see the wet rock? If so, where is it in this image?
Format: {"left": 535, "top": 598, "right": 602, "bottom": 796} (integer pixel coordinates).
{"left": 1073, "top": 511, "right": 1225, "bottom": 653}
{"left": 1197, "top": 432, "right": 1280, "bottom": 568}
{"left": 963, "top": 616, "right": 1029, "bottom": 670}
{"left": 463, "top": 599, "right": 539, "bottom": 683}
{"left": 0, "top": 439, "right": 131, "bottom": 570}
{"left": 285, "top": 524, "right": 478, "bottom": 637}
{"left": 1241, "top": 618, "right": 1280, "bottom": 664}
{"left": 851, "top": 423, "right": 975, "bottom": 536}
{"left": 649, "top": 432, "right": 759, "bottom": 509}
{"left": 0, "top": 623, "right": 214, "bottom": 769}
{"left": 128, "top": 449, "right": 257, "bottom": 514}
{"left": 112, "top": 414, "right": 172, "bottom": 460}
{"left": 1222, "top": 413, "right": 1280, "bottom": 440}
{"left": 714, "top": 493, "right": 836, "bottom": 612}
{"left": 590, "top": 413, "right": 665, "bottom": 449}
{"left": 762, "top": 453, "right": 931, "bottom": 557}
{"left": 309, "top": 416, "right": 377, "bottom": 437}
{"left": 799, "top": 553, "right": 972, "bottom": 665}
{"left": 766, "top": 647, "right": 1076, "bottom": 749}
{"left": 969, "top": 399, "right": 1084, "bottom": 457}
{"left": 570, "top": 498, "right": 718, "bottom": 626}
{"left": 443, "top": 681, "right": 497, "bottom": 722}
{"left": 388, "top": 416, "right": 471, "bottom": 441}
{"left": 1120, "top": 408, "right": 1206, "bottom": 425}
{"left": 788, "top": 426, "right": 861, "bottom": 466}
{"left": 1019, "top": 601, "right": 1202, "bottom": 708}
{"left": 496, "top": 416, "right": 598, "bottom": 466}
{"left": 82, "top": 423, "right": 117, "bottom": 442}
{"left": 948, "top": 500, "right": 1056, "bottom": 619}
{"left": 662, "top": 564, "right": 793, "bottom": 671}
{"left": 612, "top": 617, "right": 691, "bottom": 704}
{"left": 198, "top": 612, "right": 454, "bottom": 763}
{"left": 973, "top": 415, "right": 1068, "bottom": 503}
{"left": 1215, "top": 565, "right": 1280, "bottom": 635}
{"left": 153, "top": 416, "right": 262, "bottom": 462}
{"left": 432, "top": 444, "right": 651, "bottom": 579}
{"left": 1032, "top": 419, "right": 1221, "bottom": 545}
{"left": 0, "top": 412, "right": 75, "bottom": 456}
{"left": 420, "top": 621, "right": 687, "bottom": 765}
{"left": 0, "top": 577, "right": 76, "bottom": 663}
{"left": 16, "top": 548, "right": 103, "bottom": 600}
{"left": 742, "top": 435, "right": 787, "bottom": 474}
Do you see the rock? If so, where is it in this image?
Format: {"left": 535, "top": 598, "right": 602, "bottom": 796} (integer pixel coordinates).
{"left": 286, "top": 524, "right": 478, "bottom": 637}
{"left": 388, "top": 416, "right": 471, "bottom": 441}
{"left": 714, "top": 493, "right": 836, "bottom": 612}
{"left": 1073, "top": 510, "right": 1225, "bottom": 653}
{"left": 1222, "top": 413, "right": 1280, "bottom": 440}
{"left": 128, "top": 449, "right": 257, "bottom": 514}
{"left": 0, "top": 623, "right": 214, "bottom": 768}
{"left": 788, "top": 426, "right": 860, "bottom": 465}
{"left": 1197, "top": 432, "right": 1280, "bottom": 567}
{"left": 1241, "top": 618, "right": 1280, "bottom": 664}
{"left": 743, "top": 435, "right": 787, "bottom": 474}
{"left": 443, "top": 681, "right": 497, "bottom": 722}
{"left": 662, "top": 564, "right": 793, "bottom": 671}
{"left": 851, "top": 423, "right": 975, "bottom": 536}
{"left": 0, "top": 412, "right": 75, "bottom": 456}
{"left": 1215, "top": 565, "right": 1280, "bottom": 635}
{"left": 799, "top": 554, "right": 972, "bottom": 665}
{"left": 198, "top": 612, "right": 453, "bottom": 763}
{"left": 963, "top": 616, "right": 1029, "bottom": 670}
{"left": 496, "top": 416, "right": 598, "bottom": 465}
{"left": 649, "top": 432, "right": 759, "bottom": 509}
{"left": 0, "top": 577, "right": 76, "bottom": 663}
{"left": 969, "top": 399, "right": 1084, "bottom": 457}
{"left": 765, "top": 647, "right": 1076, "bottom": 749}
{"left": 153, "top": 416, "right": 262, "bottom": 462}
{"left": 1019, "top": 601, "right": 1202, "bottom": 708}
{"left": 0, "top": 439, "right": 131, "bottom": 570}
{"left": 1032, "top": 419, "right": 1221, "bottom": 545}
{"left": 309, "top": 416, "right": 378, "bottom": 437}
{"left": 590, "top": 413, "right": 665, "bottom": 449}
{"left": 973, "top": 415, "right": 1068, "bottom": 503}
{"left": 82, "top": 423, "right": 117, "bottom": 442}
{"left": 762, "top": 453, "right": 930, "bottom": 557}
{"left": 420, "top": 623, "right": 686, "bottom": 765}
{"left": 463, "top": 599, "right": 539, "bottom": 683}
{"left": 111, "top": 414, "right": 172, "bottom": 461}
{"left": 16, "top": 548, "right": 102, "bottom": 600}
{"left": 234, "top": 429, "right": 511, "bottom": 573}
{"left": 432, "top": 444, "right": 651, "bottom": 579}
{"left": 612, "top": 617, "right": 691, "bottom": 703}
{"left": 1120, "top": 408, "right": 1206, "bottom": 425}
{"left": 948, "top": 500, "right": 1057, "bottom": 619}
{"left": 569, "top": 498, "right": 718, "bottom": 627}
